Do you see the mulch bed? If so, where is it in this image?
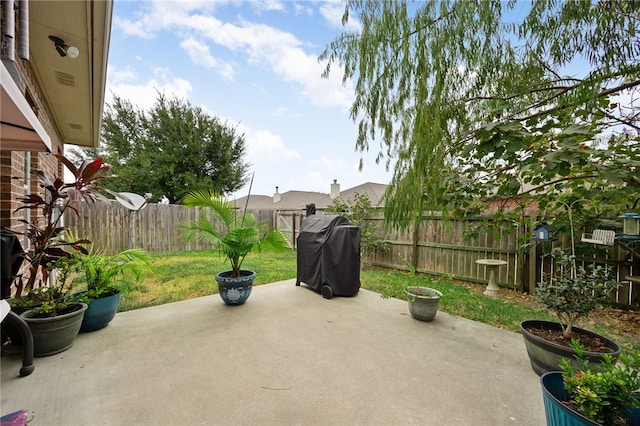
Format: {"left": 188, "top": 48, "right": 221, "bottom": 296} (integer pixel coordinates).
{"left": 524, "top": 325, "right": 616, "bottom": 353}
{"left": 457, "top": 279, "right": 640, "bottom": 348}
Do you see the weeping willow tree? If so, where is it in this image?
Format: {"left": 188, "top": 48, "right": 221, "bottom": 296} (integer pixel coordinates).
{"left": 321, "top": 0, "right": 640, "bottom": 233}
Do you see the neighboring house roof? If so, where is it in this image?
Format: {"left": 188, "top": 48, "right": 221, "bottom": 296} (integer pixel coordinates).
{"left": 234, "top": 182, "right": 388, "bottom": 210}
{"left": 1, "top": 0, "right": 112, "bottom": 151}
{"left": 338, "top": 182, "right": 388, "bottom": 207}
{"left": 229, "top": 195, "right": 273, "bottom": 210}
{"left": 277, "top": 191, "right": 331, "bottom": 210}
{"left": 235, "top": 191, "right": 330, "bottom": 211}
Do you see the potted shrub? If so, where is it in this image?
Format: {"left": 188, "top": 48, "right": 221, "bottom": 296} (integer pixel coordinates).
{"left": 72, "top": 247, "right": 152, "bottom": 331}
{"left": 180, "top": 189, "right": 289, "bottom": 305}
{"left": 540, "top": 339, "right": 640, "bottom": 426}
{"left": 406, "top": 286, "right": 442, "bottom": 322}
{"left": 520, "top": 248, "right": 621, "bottom": 376}
{"left": 6, "top": 155, "right": 112, "bottom": 356}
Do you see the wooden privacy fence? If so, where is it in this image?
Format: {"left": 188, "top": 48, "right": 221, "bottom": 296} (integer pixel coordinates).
{"left": 363, "top": 214, "right": 638, "bottom": 309}
{"left": 63, "top": 201, "right": 272, "bottom": 254}
{"left": 365, "top": 214, "right": 526, "bottom": 290}
{"left": 276, "top": 210, "right": 305, "bottom": 249}
{"left": 65, "top": 203, "right": 639, "bottom": 309}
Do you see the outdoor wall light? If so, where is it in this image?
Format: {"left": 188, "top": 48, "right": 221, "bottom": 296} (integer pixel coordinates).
{"left": 48, "top": 35, "right": 79, "bottom": 59}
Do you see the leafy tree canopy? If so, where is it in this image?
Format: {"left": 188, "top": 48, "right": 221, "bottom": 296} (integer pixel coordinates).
{"left": 321, "top": 0, "right": 639, "bottom": 234}
{"left": 70, "top": 93, "right": 250, "bottom": 204}
{"left": 325, "top": 192, "right": 387, "bottom": 258}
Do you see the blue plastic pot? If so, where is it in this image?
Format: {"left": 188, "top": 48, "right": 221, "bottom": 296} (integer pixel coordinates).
{"left": 80, "top": 292, "right": 121, "bottom": 332}
{"left": 541, "top": 372, "right": 640, "bottom": 426}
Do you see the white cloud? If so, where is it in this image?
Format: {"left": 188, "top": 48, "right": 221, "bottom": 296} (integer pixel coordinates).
{"left": 106, "top": 67, "right": 192, "bottom": 111}
{"left": 107, "top": 65, "right": 137, "bottom": 83}
{"left": 115, "top": 2, "right": 354, "bottom": 109}
{"left": 319, "top": 0, "right": 362, "bottom": 32}
{"left": 246, "top": 129, "right": 301, "bottom": 162}
{"left": 113, "top": 15, "right": 156, "bottom": 40}
{"left": 313, "top": 155, "right": 348, "bottom": 173}
{"left": 293, "top": 2, "right": 314, "bottom": 16}
{"left": 180, "top": 37, "right": 235, "bottom": 81}
{"left": 271, "top": 107, "right": 287, "bottom": 117}
{"left": 302, "top": 171, "right": 329, "bottom": 192}
{"left": 252, "top": 0, "right": 285, "bottom": 12}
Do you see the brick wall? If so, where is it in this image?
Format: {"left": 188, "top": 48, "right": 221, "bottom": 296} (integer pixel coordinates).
{"left": 0, "top": 55, "right": 65, "bottom": 231}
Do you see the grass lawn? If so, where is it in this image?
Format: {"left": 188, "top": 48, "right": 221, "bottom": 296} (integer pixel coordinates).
{"left": 119, "top": 249, "right": 640, "bottom": 351}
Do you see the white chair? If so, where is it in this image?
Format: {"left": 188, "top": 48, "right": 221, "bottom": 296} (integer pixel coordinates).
{"left": 581, "top": 229, "right": 616, "bottom": 246}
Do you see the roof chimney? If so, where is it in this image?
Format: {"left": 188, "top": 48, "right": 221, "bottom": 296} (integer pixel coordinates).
{"left": 273, "top": 186, "right": 281, "bottom": 203}
{"left": 330, "top": 179, "right": 340, "bottom": 199}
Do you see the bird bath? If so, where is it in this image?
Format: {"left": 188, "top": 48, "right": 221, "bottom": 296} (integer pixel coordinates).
{"left": 476, "top": 259, "right": 507, "bottom": 297}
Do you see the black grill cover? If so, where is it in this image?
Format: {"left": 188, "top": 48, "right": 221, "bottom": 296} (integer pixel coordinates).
{"left": 1, "top": 230, "right": 25, "bottom": 299}
{"left": 296, "top": 215, "right": 361, "bottom": 297}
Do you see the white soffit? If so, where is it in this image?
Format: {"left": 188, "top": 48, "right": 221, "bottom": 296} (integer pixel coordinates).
{"left": 0, "top": 62, "right": 52, "bottom": 152}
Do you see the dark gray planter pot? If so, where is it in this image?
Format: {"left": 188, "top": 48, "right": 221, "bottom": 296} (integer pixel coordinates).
{"left": 520, "top": 319, "right": 621, "bottom": 376}
{"left": 407, "top": 287, "right": 442, "bottom": 322}
{"left": 21, "top": 303, "right": 88, "bottom": 357}
{"left": 81, "top": 292, "right": 121, "bottom": 332}
{"left": 215, "top": 270, "right": 256, "bottom": 305}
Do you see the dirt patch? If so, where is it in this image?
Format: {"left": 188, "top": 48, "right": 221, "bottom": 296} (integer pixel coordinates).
{"left": 459, "top": 279, "right": 640, "bottom": 348}
{"left": 524, "top": 325, "right": 616, "bottom": 353}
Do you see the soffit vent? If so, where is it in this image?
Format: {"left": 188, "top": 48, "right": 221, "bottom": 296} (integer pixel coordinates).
{"left": 69, "top": 123, "right": 82, "bottom": 130}
{"left": 54, "top": 71, "right": 77, "bottom": 87}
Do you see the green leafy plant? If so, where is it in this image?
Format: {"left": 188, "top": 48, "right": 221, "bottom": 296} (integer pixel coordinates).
{"left": 561, "top": 339, "right": 640, "bottom": 425}
{"left": 180, "top": 189, "right": 289, "bottom": 277}
{"left": 6, "top": 156, "right": 112, "bottom": 316}
{"left": 28, "top": 255, "right": 81, "bottom": 316}
{"left": 73, "top": 248, "right": 152, "bottom": 302}
{"left": 325, "top": 192, "right": 388, "bottom": 260}
{"left": 536, "top": 248, "right": 618, "bottom": 339}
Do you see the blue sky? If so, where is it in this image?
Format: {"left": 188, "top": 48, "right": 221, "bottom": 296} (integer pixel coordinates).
{"left": 105, "top": 0, "right": 392, "bottom": 198}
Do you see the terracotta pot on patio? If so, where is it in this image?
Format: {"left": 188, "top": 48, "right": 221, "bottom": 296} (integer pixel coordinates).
{"left": 520, "top": 320, "right": 621, "bottom": 376}
{"left": 215, "top": 270, "right": 256, "bottom": 306}
{"left": 407, "top": 287, "right": 442, "bottom": 322}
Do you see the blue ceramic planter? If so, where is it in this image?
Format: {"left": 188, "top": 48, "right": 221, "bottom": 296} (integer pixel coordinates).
{"left": 215, "top": 270, "right": 256, "bottom": 305}
{"left": 81, "top": 292, "right": 121, "bottom": 332}
{"left": 541, "top": 372, "right": 640, "bottom": 426}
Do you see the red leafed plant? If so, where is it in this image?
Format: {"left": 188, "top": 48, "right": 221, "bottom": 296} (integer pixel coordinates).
{"left": 7, "top": 155, "right": 112, "bottom": 307}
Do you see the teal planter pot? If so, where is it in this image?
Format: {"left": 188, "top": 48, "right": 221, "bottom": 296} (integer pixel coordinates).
{"left": 215, "top": 270, "right": 256, "bottom": 305}
{"left": 541, "top": 372, "right": 640, "bottom": 426}
{"left": 21, "top": 303, "right": 87, "bottom": 357}
{"left": 81, "top": 292, "right": 121, "bottom": 332}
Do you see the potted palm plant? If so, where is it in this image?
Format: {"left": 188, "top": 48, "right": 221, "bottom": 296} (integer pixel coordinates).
{"left": 520, "top": 248, "right": 621, "bottom": 375}
{"left": 7, "top": 155, "right": 112, "bottom": 356}
{"left": 72, "top": 247, "right": 152, "bottom": 331}
{"left": 180, "top": 188, "right": 289, "bottom": 305}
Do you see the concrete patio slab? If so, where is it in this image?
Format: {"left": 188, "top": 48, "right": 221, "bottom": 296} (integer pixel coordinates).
{"left": 1, "top": 280, "right": 545, "bottom": 425}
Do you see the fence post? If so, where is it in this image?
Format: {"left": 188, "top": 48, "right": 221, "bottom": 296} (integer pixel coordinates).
{"left": 411, "top": 219, "right": 419, "bottom": 273}
{"left": 528, "top": 212, "right": 537, "bottom": 294}
{"left": 292, "top": 212, "right": 296, "bottom": 249}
